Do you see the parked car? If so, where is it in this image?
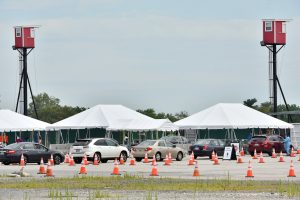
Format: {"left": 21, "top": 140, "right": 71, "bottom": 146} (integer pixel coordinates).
{"left": 131, "top": 140, "right": 185, "bottom": 162}
{"left": 70, "top": 138, "right": 129, "bottom": 164}
{"left": 0, "top": 142, "right": 64, "bottom": 165}
{"left": 248, "top": 135, "right": 285, "bottom": 156}
{"left": 189, "top": 139, "right": 225, "bottom": 159}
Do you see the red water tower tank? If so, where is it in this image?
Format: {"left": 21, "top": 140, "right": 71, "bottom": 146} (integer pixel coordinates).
{"left": 14, "top": 26, "right": 35, "bottom": 48}
{"left": 262, "top": 19, "right": 287, "bottom": 45}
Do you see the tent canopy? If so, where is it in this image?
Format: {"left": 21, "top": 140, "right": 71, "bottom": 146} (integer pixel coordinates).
{"left": 47, "top": 105, "right": 178, "bottom": 131}
{"left": 0, "top": 109, "right": 50, "bottom": 132}
{"left": 175, "top": 103, "right": 294, "bottom": 129}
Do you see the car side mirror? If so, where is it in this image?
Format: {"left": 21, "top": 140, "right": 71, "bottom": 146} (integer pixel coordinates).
{"left": 172, "top": 144, "right": 176, "bottom": 148}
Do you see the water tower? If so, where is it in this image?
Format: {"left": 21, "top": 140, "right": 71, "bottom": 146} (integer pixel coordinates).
{"left": 12, "top": 26, "right": 39, "bottom": 118}
{"left": 260, "top": 19, "right": 292, "bottom": 121}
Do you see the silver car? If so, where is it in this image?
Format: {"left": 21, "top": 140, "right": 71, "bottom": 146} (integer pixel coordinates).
{"left": 131, "top": 140, "right": 185, "bottom": 162}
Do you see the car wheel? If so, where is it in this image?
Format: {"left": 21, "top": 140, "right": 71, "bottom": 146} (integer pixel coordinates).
{"left": 249, "top": 152, "right": 254, "bottom": 156}
{"left": 23, "top": 155, "right": 28, "bottom": 165}
{"left": 100, "top": 159, "right": 108, "bottom": 163}
{"left": 94, "top": 153, "right": 101, "bottom": 164}
{"left": 155, "top": 152, "right": 161, "bottom": 161}
{"left": 54, "top": 155, "right": 62, "bottom": 165}
{"left": 176, "top": 152, "right": 183, "bottom": 161}
{"left": 194, "top": 155, "right": 198, "bottom": 160}
{"left": 120, "top": 151, "right": 128, "bottom": 162}
{"left": 3, "top": 161, "right": 10, "bottom": 165}
{"left": 74, "top": 157, "right": 82, "bottom": 164}
{"left": 135, "top": 158, "right": 142, "bottom": 162}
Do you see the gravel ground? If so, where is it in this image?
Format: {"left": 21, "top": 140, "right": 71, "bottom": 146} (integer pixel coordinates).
{"left": 0, "top": 189, "right": 298, "bottom": 200}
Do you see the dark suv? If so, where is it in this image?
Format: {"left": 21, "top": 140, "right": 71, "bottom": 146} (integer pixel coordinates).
{"left": 248, "top": 135, "right": 285, "bottom": 156}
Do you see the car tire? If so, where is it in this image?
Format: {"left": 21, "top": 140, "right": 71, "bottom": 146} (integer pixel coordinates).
{"left": 53, "top": 154, "right": 62, "bottom": 165}
{"left": 135, "top": 158, "right": 142, "bottom": 162}
{"left": 194, "top": 155, "right": 198, "bottom": 160}
{"left": 249, "top": 152, "right": 254, "bottom": 156}
{"left": 120, "top": 151, "right": 128, "bottom": 162}
{"left": 74, "top": 157, "right": 82, "bottom": 164}
{"left": 100, "top": 159, "right": 108, "bottom": 163}
{"left": 155, "top": 152, "right": 161, "bottom": 161}
{"left": 23, "top": 155, "right": 28, "bottom": 165}
{"left": 94, "top": 153, "right": 101, "bottom": 164}
{"left": 176, "top": 152, "right": 183, "bottom": 161}
{"left": 3, "top": 161, "right": 10, "bottom": 165}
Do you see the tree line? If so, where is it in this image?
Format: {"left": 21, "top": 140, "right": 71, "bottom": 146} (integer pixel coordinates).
{"left": 28, "top": 93, "right": 300, "bottom": 123}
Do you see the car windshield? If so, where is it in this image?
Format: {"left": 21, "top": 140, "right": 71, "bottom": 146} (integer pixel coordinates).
{"left": 137, "top": 140, "right": 156, "bottom": 147}
{"left": 73, "top": 140, "right": 92, "bottom": 146}
{"left": 250, "top": 136, "right": 266, "bottom": 142}
{"left": 4, "top": 143, "right": 20, "bottom": 149}
{"left": 195, "top": 140, "right": 211, "bottom": 145}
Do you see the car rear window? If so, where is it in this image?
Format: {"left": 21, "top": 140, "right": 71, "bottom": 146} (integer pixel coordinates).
{"left": 73, "top": 140, "right": 92, "bottom": 146}
{"left": 250, "top": 136, "right": 266, "bottom": 142}
{"left": 137, "top": 140, "right": 156, "bottom": 147}
{"left": 195, "top": 140, "right": 211, "bottom": 145}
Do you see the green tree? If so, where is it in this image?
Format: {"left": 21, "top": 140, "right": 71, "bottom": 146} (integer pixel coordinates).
{"left": 243, "top": 98, "right": 258, "bottom": 109}
{"left": 28, "top": 92, "right": 86, "bottom": 123}
{"left": 136, "top": 108, "right": 189, "bottom": 122}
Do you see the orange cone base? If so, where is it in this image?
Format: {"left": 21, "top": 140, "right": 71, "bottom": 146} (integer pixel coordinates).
{"left": 245, "top": 171, "right": 254, "bottom": 177}
{"left": 37, "top": 166, "right": 46, "bottom": 174}
{"left": 150, "top": 168, "right": 159, "bottom": 176}
{"left": 45, "top": 169, "right": 54, "bottom": 177}
{"left": 297, "top": 149, "right": 300, "bottom": 154}
{"left": 188, "top": 160, "right": 194, "bottom": 165}
{"left": 279, "top": 158, "right": 285, "bottom": 162}
{"left": 143, "top": 158, "right": 149, "bottom": 163}
{"left": 193, "top": 170, "right": 199, "bottom": 177}
{"left": 130, "top": 160, "right": 135, "bottom": 165}
{"left": 111, "top": 167, "right": 121, "bottom": 175}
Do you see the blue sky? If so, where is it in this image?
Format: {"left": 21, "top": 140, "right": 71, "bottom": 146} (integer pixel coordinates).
{"left": 0, "top": 0, "right": 299, "bottom": 115}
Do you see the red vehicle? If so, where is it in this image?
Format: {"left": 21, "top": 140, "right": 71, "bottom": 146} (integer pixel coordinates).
{"left": 248, "top": 135, "right": 285, "bottom": 156}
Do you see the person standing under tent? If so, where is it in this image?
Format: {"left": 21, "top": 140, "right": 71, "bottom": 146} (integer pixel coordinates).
{"left": 283, "top": 135, "right": 291, "bottom": 156}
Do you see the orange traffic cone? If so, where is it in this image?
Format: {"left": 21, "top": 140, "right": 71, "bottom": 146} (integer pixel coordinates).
{"left": 191, "top": 151, "right": 195, "bottom": 161}
{"left": 50, "top": 154, "right": 54, "bottom": 166}
{"left": 188, "top": 154, "right": 194, "bottom": 165}
{"left": 237, "top": 155, "right": 243, "bottom": 164}
{"left": 79, "top": 163, "right": 87, "bottom": 174}
{"left": 164, "top": 155, "right": 170, "bottom": 166}
{"left": 271, "top": 148, "right": 277, "bottom": 158}
{"left": 245, "top": 160, "right": 254, "bottom": 178}
{"left": 252, "top": 149, "right": 258, "bottom": 159}
{"left": 19, "top": 154, "right": 25, "bottom": 166}
{"left": 258, "top": 152, "right": 265, "bottom": 163}
{"left": 168, "top": 152, "right": 172, "bottom": 163}
{"left": 93, "top": 155, "right": 99, "bottom": 165}
{"left": 111, "top": 159, "right": 121, "bottom": 175}
{"left": 290, "top": 147, "right": 295, "bottom": 157}
{"left": 213, "top": 155, "right": 220, "bottom": 165}
{"left": 278, "top": 151, "right": 285, "bottom": 162}
{"left": 64, "top": 153, "right": 70, "bottom": 163}
{"left": 37, "top": 157, "right": 46, "bottom": 174}
{"left": 45, "top": 161, "right": 54, "bottom": 177}
{"left": 152, "top": 155, "right": 157, "bottom": 166}
{"left": 240, "top": 147, "right": 245, "bottom": 156}
{"left": 193, "top": 161, "right": 200, "bottom": 177}
{"left": 150, "top": 165, "right": 159, "bottom": 176}
{"left": 211, "top": 151, "right": 216, "bottom": 161}
{"left": 83, "top": 154, "right": 88, "bottom": 165}
{"left": 288, "top": 160, "right": 296, "bottom": 177}
{"left": 129, "top": 154, "right": 135, "bottom": 166}
{"left": 143, "top": 153, "right": 149, "bottom": 163}
{"left": 69, "top": 155, "right": 75, "bottom": 166}
{"left": 119, "top": 154, "right": 125, "bottom": 165}
{"left": 297, "top": 149, "right": 300, "bottom": 154}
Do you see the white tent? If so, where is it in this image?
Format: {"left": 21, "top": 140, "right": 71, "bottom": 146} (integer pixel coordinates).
{"left": 47, "top": 105, "right": 178, "bottom": 131}
{"left": 0, "top": 109, "right": 50, "bottom": 132}
{"left": 175, "top": 103, "right": 294, "bottom": 129}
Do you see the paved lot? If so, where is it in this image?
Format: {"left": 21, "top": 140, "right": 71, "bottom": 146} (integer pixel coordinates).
{"left": 1, "top": 154, "right": 300, "bottom": 181}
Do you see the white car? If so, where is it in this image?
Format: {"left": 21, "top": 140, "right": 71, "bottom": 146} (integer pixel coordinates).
{"left": 70, "top": 138, "right": 129, "bottom": 164}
